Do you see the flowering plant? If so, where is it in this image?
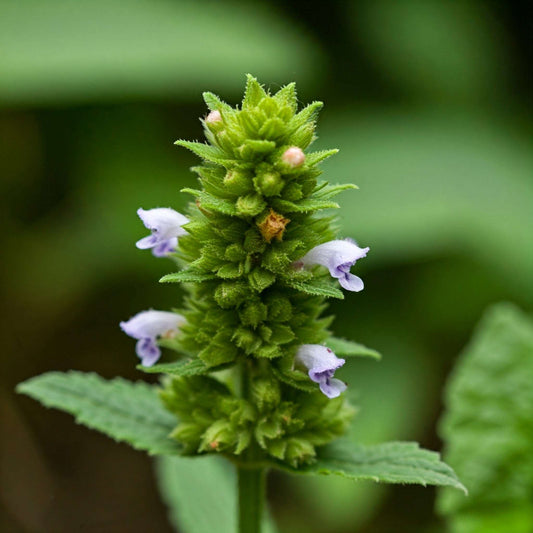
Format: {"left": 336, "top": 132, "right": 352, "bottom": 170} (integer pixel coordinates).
{"left": 17, "top": 76, "right": 464, "bottom": 533}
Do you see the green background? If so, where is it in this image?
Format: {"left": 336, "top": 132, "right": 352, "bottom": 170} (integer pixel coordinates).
{"left": 1, "top": 1, "right": 531, "bottom": 531}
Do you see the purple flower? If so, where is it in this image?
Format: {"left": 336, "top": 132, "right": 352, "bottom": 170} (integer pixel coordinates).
{"left": 295, "top": 344, "right": 347, "bottom": 398}
{"left": 299, "top": 239, "right": 369, "bottom": 292}
{"left": 136, "top": 208, "right": 189, "bottom": 257}
{"left": 120, "top": 310, "right": 185, "bottom": 366}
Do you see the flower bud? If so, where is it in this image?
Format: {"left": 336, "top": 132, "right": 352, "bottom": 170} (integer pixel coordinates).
{"left": 204, "top": 109, "right": 224, "bottom": 134}
{"left": 206, "top": 110, "right": 222, "bottom": 124}
{"left": 253, "top": 170, "right": 284, "bottom": 197}
{"left": 282, "top": 146, "right": 305, "bottom": 167}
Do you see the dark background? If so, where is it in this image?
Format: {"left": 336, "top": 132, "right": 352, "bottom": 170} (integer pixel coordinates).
{"left": 1, "top": 1, "right": 532, "bottom": 531}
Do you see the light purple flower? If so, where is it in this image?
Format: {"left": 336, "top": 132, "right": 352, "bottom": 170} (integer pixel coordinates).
{"left": 136, "top": 208, "right": 189, "bottom": 257}
{"left": 120, "top": 310, "right": 185, "bottom": 366}
{"left": 295, "top": 344, "right": 347, "bottom": 398}
{"left": 299, "top": 239, "right": 369, "bottom": 292}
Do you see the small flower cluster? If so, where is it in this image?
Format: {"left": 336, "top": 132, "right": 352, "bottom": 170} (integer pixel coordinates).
{"left": 120, "top": 77, "right": 369, "bottom": 465}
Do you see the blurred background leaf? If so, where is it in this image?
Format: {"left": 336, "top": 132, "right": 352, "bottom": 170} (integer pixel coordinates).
{"left": 437, "top": 303, "right": 533, "bottom": 533}
{"left": 156, "top": 455, "right": 277, "bottom": 533}
{"left": 0, "top": 0, "right": 323, "bottom": 105}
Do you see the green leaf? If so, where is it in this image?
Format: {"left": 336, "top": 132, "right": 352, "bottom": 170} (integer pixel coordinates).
{"left": 312, "top": 183, "right": 358, "bottom": 200}
{"left": 273, "top": 82, "right": 297, "bottom": 112}
{"left": 137, "top": 358, "right": 210, "bottom": 377}
{"left": 326, "top": 337, "right": 381, "bottom": 360}
{"left": 202, "top": 92, "right": 234, "bottom": 114}
{"left": 437, "top": 303, "right": 533, "bottom": 531}
{"left": 291, "top": 101, "right": 323, "bottom": 129}
{"left": 317, "top": 109, "right": 533, "bottom": 297}
{"left": 271, "top": 198, "right": 339, "bottom": 213}
{"left": 304, "top": 149, "right": 339, "bottom": 166}
{"left": 0, "top": 0, "right": 324, "bottom": 106}
{"left": 279, "top": 439, "right": 465, "bottom": 492}
{"left": 160, "top": 270, "right": 217, "bottom": 283}
{"left": 175, "top": 141, "right": 233, "bottom": 166}
{"left": 155, "top": 455, "right": 278, "bottom": 533}
{"left": 181, "top": 189, "right": 237, "bottom": 216}
{"left": 16, "top": 372, "right": 180, "bottom": 455}
{"left": 285, "top": 278, "right": 344, "bottom": 299}
{"left": 242, "top": 74, "right": 268, "bottom": 108}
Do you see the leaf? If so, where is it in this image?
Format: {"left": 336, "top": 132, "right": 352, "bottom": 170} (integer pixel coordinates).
{"left": 291, "top": 101, "right": 324, "bottom": 129}
{"left": 155, "top": 455, "right": 278, "bottom": 533}
{"left": 304, "top": 149, "right": 339, "bottom": 166}
{"left": 279, "top": 439, "right": 466, "bottom": 492}
{"left": 16, "top": 372, "right": 180, "bottom": 456}
{"left": 137, "top": 358, "right": 210, "bottom": 377}
{"left": 271, "top": 198, "right": 339, "bottom": 213}
{"left": 326, "top": 337, "right": 381, "bottom": 360}
{"left": 284, "top": 278, "right": 344, "bottom": 299}
{"left": 0, "top": 0, "right": 324, "bottom": 106}
{"left": 312, "top": 183, "right": 358, "bottom": 200}
{"left": 437, "top": 303, "right": 533, "bottom": 531}
{"left": 242, "top": 74, "right": 268, "bottom": 108}
{"left": 317, "top": 109, "right": 533, "bottom": 297}
{"left": 181, "top": 189, "right": 237, "bottom": 216}
{"left": 175, "top": 141, "right": 233, "bottom": 166}
{"left": 160, "top": 270, "right": 217, "bottom": 283}
{"left": 202, "top": 92, "right": 234, "bottom": 114}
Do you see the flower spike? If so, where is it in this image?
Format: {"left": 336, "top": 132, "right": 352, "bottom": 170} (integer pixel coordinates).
{"left": 120, "top": 310, "right": 185, "bottom": 366}
{"left": 296, "top": 344, "right": 347, "bottom": 398}
{"left": 136, "top": 207, "right": 189, "bottom": 257}
{"left": 299, "top": 239, "right": 369, "bottom": 292}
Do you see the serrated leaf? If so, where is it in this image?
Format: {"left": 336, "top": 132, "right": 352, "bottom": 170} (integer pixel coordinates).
{"left": 305, "top": 149, "right": 339, "bottom": 166}
{"left": 16, "top": 372, "right": 180, "bottom": 455}
{"left": 242, "top": 74, "right": 267, "bottom": 108}
{"left": 182, "top": 189, "right": 237, "bottom": 216}
{"left": 175, "top": 141, "right": 233, "bottom": 166}
{"left": 279, "top": 439, "right": 465, "bottom": 492}
{"left": 285, "top": 278, "right": 344, "bottom": 299}
{"left": 437, "top": 303, "right": 533, "bottom": 531}
{"left": 272, "top": 198, "right": 339, "bottom": 213}
{"left": 312, "top": 183, "right": 358, "bottom": 199}
{"left": 272, "top": 366, "right": 317, "bottom": 393}
{"left": 291, "top": 101, "right": 323, "bottom": 129}
{"left": 160, "top": 270, "right": 217, "bottom": 283}
{"left": 326, "top": 337, "right": 381, "bottom": 359}
{"left": 137, "top": 358, "right": 210, "bottom": 377}
{"left": 202, "top": 92, "right": 234, "bottom": 114}
{"left": 273, "top": 82, "right": 297, "bottom": 112}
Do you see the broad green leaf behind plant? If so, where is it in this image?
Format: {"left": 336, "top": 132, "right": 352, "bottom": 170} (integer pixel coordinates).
{"left": 437, "top": 303, "right": 533, "bottom": 533}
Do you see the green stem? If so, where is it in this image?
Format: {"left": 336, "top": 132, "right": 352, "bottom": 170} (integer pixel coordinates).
{"left": 238, "top": 466, "right": 265, "bottom": 533}
{"left": 237, "top": 358, "right": 266, "bottom": 533}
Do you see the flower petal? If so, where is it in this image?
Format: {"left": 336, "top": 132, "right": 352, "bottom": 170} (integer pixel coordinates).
{"left": 301, "top": 239, "right": 368, "bottom": 271}
{"left": 299, "top": 239, "right": 369, "bottom": 292}
{"left": 296, "top": 344, "right": 344, "bottom": 374}
{"left": 319, "top": 378, "right": 347, "bottom": 399}
{"left": 338, "top": 273, "right": 364, "bottom": 292}
{"left": 136, "top": 208, "right": 189, "bottom": 253}
{"left": 136, "top": 338, "right": 161, "bottom": 366}
{"left": 120, "top": 310, "right": 185, "bottom": 340}
{"left": 295, "top": 344, "right": 347, "bottom": 398}
{"left": 152, "top": 237, "right": 178, "bottom": 257}
{"left": 136, "top": 234, "right": 158, "bottom": 250}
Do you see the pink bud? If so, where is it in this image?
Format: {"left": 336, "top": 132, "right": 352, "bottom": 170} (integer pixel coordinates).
{"left": 282, "top": 146, "right": 305, "bottom": 167}
{"left": 206, "top": 110, "right": 222, "bottom": 124}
